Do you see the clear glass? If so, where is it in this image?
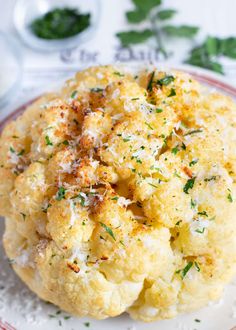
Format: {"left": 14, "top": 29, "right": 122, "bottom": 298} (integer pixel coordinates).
{"left": 0, "top": 32, "right": 23, "bottom": 110}
{"left": 13, "top": 0, "right": 101, "bottom": 52}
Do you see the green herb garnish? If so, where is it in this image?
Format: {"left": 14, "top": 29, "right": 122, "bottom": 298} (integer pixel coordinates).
{"left": 71, "top": 90, "right": 78, "bottom": 99}
{"left": 71, "top": 193, "right": 86, "bottom": 206}
{"left": 194, "top": 262, "right": 201, "bottom": 272}
{"left": 56, "top": 187, "right": 66, "bottom": 201}
{"left": 176, "top": 261, "right": 193, "bottom": 279}
{"left": 18, "top": 149, "right": 25, "bottom": 156}
{"left": 183, "top": 177, "right": 196, "bottom": 194}
{"left": 204, "top": 176, "right": 217, "bottom": 182}
{"left": 123, "top": 136, "right": 131, "bottom": 142}
{"left": 147, "top": 71, "right": 155, "bottom": 91}
{"left": 190, "top": 198, "right": 196, "bottom": 209}
{"left": 189, "top": 159, "right": 198, "bottom": 167}
{"left": 157, "top": 75, "right": 175, "bottom": 86}
{"left": 186, "top": 36, "right": 236, "bottom": 74}
{"left": 100, "top": 222, "right": 116, "bottom": 241}
{"left": 198, "top": 211, "right": 208, "bottom": 217}
{"left": 195, "top": 228, "right": 205, "bottom": 234}
{"left": 90, "top": 88, "right": 104, "bottom": 93}
{"left": 168, "top": 88, "right": 176, "bottom": 97}
{"left": 20, "top": 212, "right": 26, "bottom": 220}
{"left": 45, "top": 135, "right": 53, "bottom": 146}
{"left": 156, "top": 108, "right": 163, "bottom": 113}
{"left": 148, "top": 182, "right": 158, "bottom": 188}
{"left": 181, "top": 142, "right": 186, "bottom": 150}
{"left": 227, "top": 190, "right": 233, "bottom": 203}
{"left": 184, "top": 129, "right": 203, "bottom": 136}
{"left": 175, "top": 220, "right": 182, "bottom": 226}
{"left": 171, "top": 146, "right": 179, "bottom": 155}
{"left": 64, "top": 316, "right": 71, "bottom": 320}
{"left": 145, "top": 122, "right": 154, "bottom": 130}
{"left": 30, "top": 8, "right": 90, "bottom": 40}
{"left": 113, "top": 71, "right": 125, "bottom": 77}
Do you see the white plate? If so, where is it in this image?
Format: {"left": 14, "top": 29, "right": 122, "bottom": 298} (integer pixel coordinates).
{"left": 0, "top": 64, "right": 236, "bottom": 330}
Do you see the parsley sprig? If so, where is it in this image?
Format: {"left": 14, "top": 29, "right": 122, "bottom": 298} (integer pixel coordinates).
{"left": 116, "top": 0, "right": 199, "bottom": 58}
{"left": 185, "top": 36, "right": 236, "bottom": 74}
{"left": 116, "top": 0, "right": 236, "bottom": 74}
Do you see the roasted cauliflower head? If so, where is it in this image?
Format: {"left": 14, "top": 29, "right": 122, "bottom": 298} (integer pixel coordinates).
{"left": 1, "top": 65, "right": 236, "bottom": 322}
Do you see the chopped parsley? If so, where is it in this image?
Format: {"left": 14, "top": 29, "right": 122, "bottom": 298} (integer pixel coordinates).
{"left": 184, "top": 129, "right": 203, "bottom": 136}
{"left": 195, "top": 228, "right": 205, "bottom": 234}
{"left": 100, "top": 222, "right": 116, "bottom": 241}
{"left": 147, "top": 71, "right": 155, "bottom": 92}
{"left": 111, "top": 196, "right": 119, "bottom": 201}
{"left": 145, "top": 122, "right": 154, "bottom": 130}
{"left": 71, "top": 193, "right": 86, "bottom": 206}
{"left": 171, "top": 146, "right": 179, "bottom": 155}
{"left": 71, "top": 90, "right": 77, "bottom": 99}
{"left": 183, "top": 177, "right": 196, "bottom": 194}
{"left": 62, "top": 140, "right": 69, "bottom": 146}
{"left": 156, "top": 108, "right": 163, "bottom": 113}
{"left": 123, "top": 136, "right": 131, "bottom": 142}
{"left": 131, "top": 155, "right": 142, "bottom": 164}
{"left": 148, "top": 182, "right": 158, "bottom": 188}
{"left": 64, "top": 316, "right": 71, "bottom": 320}
{"left": 195, "top": 318, "right": 201, "bottom": 323}
{"left": 176, "top": 261, "right": 193, "bottom": 279}
{"left": 9, "top": 146, "right": 15, "bottom": 153}
{"left": 45, "top": 135, "right": 53, "bottom": 146}
{"left": 189, "top": 159, "right": 198, "bottom": 167}
{"left": 168, "top": 88, "right": 176, "bottom": 97}
{"left": 181, "top": 142, "right": 186, "bottom": 150}
{"left": 194, "top": 262, "right": 201, "bottom": 272}
{"left": 157, "top": 75, "right": 175, "bottom": 86}
{"left": 18, "top": 149, "right": 25, "bottom": 156}
{"left": 150, "top": 165, "right": 162, "bottom": 172}
{"left": 84, "top": 322, "right": 90, "bottom": 327}
{"left": 113, "top": 71, "right": 125, "bottom": 77}
{"left": 198, "top": 210, "right": 208, "bottom": 217}
{"left": 30, "top": 8, "right": 91, "bottom": 40}
{"left": 175, "top": 220, "right": 182, "bottom": 226}
{"left": 56, "top": 187, "right": 66, "bottom": 201}
{"left": 42, "top": 203, "right": 51, "bottom": 213}
{"left": 20, "top": 212, "right": 26, "bottom": 220}
{"left": 174, "top": 170, "right": 181, "bottom": 178}
{"left": 90, "top": 87, "right": 104, "bottom": 93}
{"left": 204, "top": 176, "right": 217, "bottom": 182}
{"left": 227, "top": 190, "right": 233, "bottom": 203}
{"left": 190, "top": 198, "right": 196, "bottom": 208}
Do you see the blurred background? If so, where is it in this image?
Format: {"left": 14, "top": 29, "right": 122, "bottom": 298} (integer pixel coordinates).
{"left": 0, "top": 0, "right": 236, "bottom": 115}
